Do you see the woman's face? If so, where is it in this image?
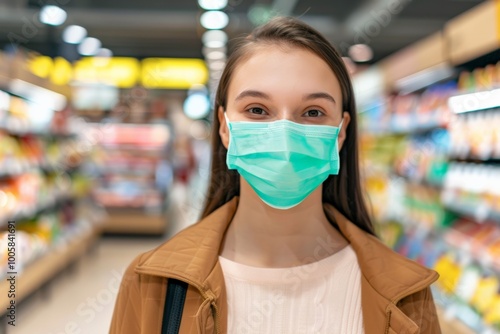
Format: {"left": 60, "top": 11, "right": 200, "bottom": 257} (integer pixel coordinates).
{"left": 218, "top": 45, "right": 350, "bottom": 149}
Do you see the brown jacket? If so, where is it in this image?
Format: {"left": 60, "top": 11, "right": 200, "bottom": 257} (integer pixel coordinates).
{"left": 110, "top": 196, "right": 441, "bottom": 334}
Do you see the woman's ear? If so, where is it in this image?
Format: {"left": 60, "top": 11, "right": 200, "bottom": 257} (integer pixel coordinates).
{"left": 338, "top": 111, "right": 351, "bottom": 150}
{"left": 218, "top": 106, "right": 229, "bottom": 149}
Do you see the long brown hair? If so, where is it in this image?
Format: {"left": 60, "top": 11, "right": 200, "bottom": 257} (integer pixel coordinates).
{"left": 200, "top": 17, "right": 375, "bottom": 236}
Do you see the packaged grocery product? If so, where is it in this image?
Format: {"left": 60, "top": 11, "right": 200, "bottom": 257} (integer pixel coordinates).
{"left": 454, "top": 265, "right": 481, "bottom": 303}
{"left": 434, "top": 254, "right": 463, "bottom": 294}
{"left": 391, "top": 94, "right": 418, "bottom": 132}
{"left": 470, "top": 275, "right": 499, "bottom": 314}
{"left": 483, "top": 293, "right": 500, "bottom": 329}
{"left": 0, "top": 90, "right": 9, "bottom": 123}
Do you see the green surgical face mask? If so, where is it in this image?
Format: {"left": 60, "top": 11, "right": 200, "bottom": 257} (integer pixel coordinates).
{"left": 224, "top": 112, "right": 343, "bottom": 210}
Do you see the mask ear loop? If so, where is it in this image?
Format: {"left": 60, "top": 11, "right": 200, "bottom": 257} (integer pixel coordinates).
{"left": 336, "top": 118, "right": 344, "bottom": 157}
{"left": 338, "top": 119, "right": 344, "bottom": 130}
{"left": 224, "top": 112, "right": 232, "bottom": 150}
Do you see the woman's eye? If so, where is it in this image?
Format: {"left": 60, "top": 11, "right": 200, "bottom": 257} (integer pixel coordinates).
{"left": 247, "top": 107, "right": 267, "bottom": 115}
{"left": 304, "top": 109, "right": 324, "bottom": 117}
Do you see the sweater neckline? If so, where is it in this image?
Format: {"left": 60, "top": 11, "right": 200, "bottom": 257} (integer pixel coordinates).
{"left": 218, "top": 244, "right": 356, "bottom": 284}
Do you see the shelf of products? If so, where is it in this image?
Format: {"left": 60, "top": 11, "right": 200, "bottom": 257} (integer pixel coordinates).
{"left": 359, "top": 81, "right": 454, "bottom": 136}
{"left": 442, "top": 162, "right": 500, "bottom": 223}
{"left": 0, "top": 52, "right": 99, "bottom": 316}
{"left": 361, "top": 56, "right": 500, "bottom": 333}
{"left": 377, "top": 212, "right": 500, "bottom": 333}
{"left": 89, "top": 122, "right": 173, "bottom": 235}
{"left": 0, "top": 219, "right": 100, "bottom": 313}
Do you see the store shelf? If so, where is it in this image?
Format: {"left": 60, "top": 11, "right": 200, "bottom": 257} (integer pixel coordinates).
{"left": 357, "top": 4, "right": 500, "bottom": 332}
{"left": 0, "top": 128, "right": 76, "bottom": 139}
{"left": 0, "top": 53, "right": 11, "bottom": 89}
{"left": 395, "top": 172, "right": 444, "bottom": 190}
{"left": 0, "top": 162, "right": 79, "bottom": 179}
{"left": 444, "top": 200, "right": 500, "bottom": 224}
{"left": 10, "top": 56, "right": 71, "bottom": 99}
{"left": 364, "top": 123, "right": 446, "bottom": 137}
{"left": 449, "top": 156, "right": 500, "bottom": 164}
{"left": 0, "top": 164, "right": 37, "bottom": 179}
{"left": 90, "top": 120, "right": 171, "bottom": 235}
{"left": 99, "top": 144, "right": 168, "bottom": 153}
{"left": 0, "top": 223, "right": 101, "bottom": 315}
{"left": 1, "top": 195, "right": 74, "bottom": 228}
{"left": 101, "top": 211, "right": 167, "bottom": 235}
{"left": 448, "top": 88, "right": 500, "bottom": 114}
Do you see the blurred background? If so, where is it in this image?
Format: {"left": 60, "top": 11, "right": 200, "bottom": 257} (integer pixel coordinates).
{"left": 0, "top": 0, "right": 499, "bottom": 333}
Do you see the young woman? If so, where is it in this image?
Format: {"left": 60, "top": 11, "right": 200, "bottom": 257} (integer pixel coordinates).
{"left": 110, "top": 17, "right": 441, "bottom": 334}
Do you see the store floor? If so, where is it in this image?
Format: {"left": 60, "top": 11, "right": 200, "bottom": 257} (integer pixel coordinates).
{"left": 13, "top": 237, "right": 161, "bottom": 334}
{"left": 11, "top": 182, "right": 196, "bottom": 334}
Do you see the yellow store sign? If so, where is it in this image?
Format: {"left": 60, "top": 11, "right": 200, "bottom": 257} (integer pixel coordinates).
{"left": 73, "top": 57, "right": 140, "bottom": 88}
{"left": 141, "top": 58, "right": 208, "bottom": 89}
{"left": 29, "top": 56, "right": 208, "bottom": 89}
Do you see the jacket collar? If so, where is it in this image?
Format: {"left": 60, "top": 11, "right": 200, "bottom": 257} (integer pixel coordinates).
{"left": 135, "top": 196, "right": 437, "bottom": 303}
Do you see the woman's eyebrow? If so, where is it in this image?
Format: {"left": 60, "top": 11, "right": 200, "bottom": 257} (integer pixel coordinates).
{"left": 235, "top": 90, "right": 271, "bottom": 101}
{"left": 304, "top": 92, "right": 336, "bottom": 105}
{"left": 234, "top": 90, "right": 336, "bottom": 104}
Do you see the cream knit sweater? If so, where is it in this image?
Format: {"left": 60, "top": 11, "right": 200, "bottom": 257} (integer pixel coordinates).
{"left": 219, "top": 245, "right": 364, "bottom": 334}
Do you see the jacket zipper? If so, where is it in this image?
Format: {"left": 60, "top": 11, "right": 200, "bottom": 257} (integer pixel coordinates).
{"left": 136, "top": 268, "right": 221, "bottom": 334}
{"left": 384, "top": 309, "right": 392, "bottom": 334}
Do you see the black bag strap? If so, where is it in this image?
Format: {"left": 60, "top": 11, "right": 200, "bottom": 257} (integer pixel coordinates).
{"left": 162, "top": 278, "right": 188, "bottom": 334}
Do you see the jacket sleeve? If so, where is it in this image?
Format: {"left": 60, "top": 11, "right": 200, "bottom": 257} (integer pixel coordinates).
{"left": 398, "top": 286, "right": 442, "bottom": 334}
{"left": 109, "top": 255, "right": 143, "bottom": 334}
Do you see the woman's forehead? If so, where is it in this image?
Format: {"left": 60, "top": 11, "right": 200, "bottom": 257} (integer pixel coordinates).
{"left": 227, "top": 47, "right": 342, "bottom": 100}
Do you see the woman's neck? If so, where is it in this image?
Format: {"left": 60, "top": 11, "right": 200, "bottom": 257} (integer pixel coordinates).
{"left": 219, "top": 178, "right": 349, "bottom": 268}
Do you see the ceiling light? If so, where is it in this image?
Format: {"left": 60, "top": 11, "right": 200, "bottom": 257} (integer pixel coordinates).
{"left": 202, "top": 46, "right": 227, "bottom": 57}
{"left": 198, "top": 0, "right": 228, "bottom": 10}
{"left": 40, "top": 5, "right": 67, "bottom": 26}
{"left": 348, "top": 44, "right": 373, "bottom": 63}
{"left": 205, "top": 50, "right": 226, "bottom": 61}
{"left": 208, "top": 60, "right": 226, "bottom": 71}
{"left": 210, "top": 70, "right": 223, "bottom": 80}
{"left": 93, "top": 49, "right": 113, "bottom": 67}
{"left": 202, "top": 30, "right": 228, "bottom": 48}
{"left": 184, "top": 93, "right": 211, "bottom": 119}
{"left": 62, "top": 25, "right": 87, "bottom": 44}
{"left": 200, "top": 11, "right": 229, "bottom": 30}
{"left": 78, "top": 37, "right": 102, "bottom": 56}
{"left": 96, "top": 48, "right": 113, "bottom": 58}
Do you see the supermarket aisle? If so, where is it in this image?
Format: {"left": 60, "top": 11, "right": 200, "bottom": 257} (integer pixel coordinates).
{"left": 11, "top": 182, "right": 195, "bottom": 334}
{"left": 13, "top": 237, "right": 160, "bottom": 334}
